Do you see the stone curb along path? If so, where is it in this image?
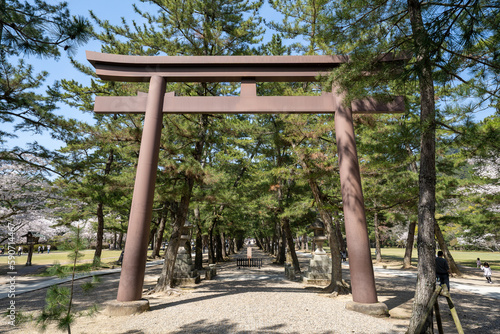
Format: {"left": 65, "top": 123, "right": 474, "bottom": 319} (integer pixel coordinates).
{"left": 0, "top": 260, "right": 164, "bottom": 300}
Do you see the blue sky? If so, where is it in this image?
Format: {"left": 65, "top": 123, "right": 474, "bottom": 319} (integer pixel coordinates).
{"left": 5, "top": 0, "right": 147, "bottom": 150}
{"left": 5, "top": 0, "right": 278, "bottom": 151}
{"left": 4, "top": 1, "right": 495, "bottom": 151}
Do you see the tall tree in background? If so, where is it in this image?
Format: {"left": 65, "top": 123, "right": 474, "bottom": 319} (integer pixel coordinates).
{"left": 1, "top": 0, "right": 90, "bottom": 233}
{"left": 268, "top": 1, "right": 348, "bottom": 295}
{"left": 319, "top": 0, "right": 500, "bottom": 331}
{"left": 1, "top": 0, "right": 90, "bottom": 153}
{"left": 355, "top": 112, "right": 419, "bottom": 263}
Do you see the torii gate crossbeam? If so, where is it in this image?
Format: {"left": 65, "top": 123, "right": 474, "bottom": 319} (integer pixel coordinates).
{"left": 87, "top": 51, "right": 404, "bottom": 315}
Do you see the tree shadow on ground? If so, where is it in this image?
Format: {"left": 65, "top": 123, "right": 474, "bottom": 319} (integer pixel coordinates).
{"left": 376, "top": 277, "right": 416, "bottom": 310}
{"left": 168, "top": 318, "right": 341, "bottom": 334}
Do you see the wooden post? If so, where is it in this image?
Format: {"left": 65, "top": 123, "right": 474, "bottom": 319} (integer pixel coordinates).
{"left": 335, "top": 105, "right": 378, "bottom": 304}
{"left": 434, "top": 299, "right": 444, "bottom": 334}
{"left": 116, "top": 76, "right": 166, "bottom": 302}
{"left": 415, "top": 285, "right": 441, "bottom": 333}
{"left": 442, "top": 286, "right": 464, "bottom": 334}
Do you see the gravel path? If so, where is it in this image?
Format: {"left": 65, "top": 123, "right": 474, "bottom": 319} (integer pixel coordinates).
{"left": 3, "top": 247, "right": 499, "bottom": 333}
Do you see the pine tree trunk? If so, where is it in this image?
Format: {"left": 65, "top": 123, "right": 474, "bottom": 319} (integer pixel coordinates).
{"left": 154, "top": 179, "right": 195, "bottom": 291}
{"left": 94, "top": 202, "right": 105, "bottom": 266}
{"left": 220, "top": 232, "right": 227, "bottom": 258}
{"left": 276, "top": 224, "right": 286, "bottom": 264}
{"left": 208, "top": 222, "right": 215, "bottom": 264}
{"left": 435, "top": 222, "right": 461, "bottom": 276}
{"left": 322, "top": 211, "right": 349, "bottom": 295}
{"left": 228, "top": 238, "right": 234, "bottom": 254}
{"left": 195, "top": 224, "right": 203, "bottom": 270}
{"left": 93, "top": 149, "right": 114, "bottom": 266}
{"left": 297, "top": 154, "right": 348, "bottom": 294}
{"left": 408, "top": 0, "right": 437, "bottom": 331}
{"left": 374, "top": 211, "right": 382, "bottom": 263}
{"left": 155, "top": 114, "right": 207, "bottom": 291}
{"left": 290, "top": 142, "right": 347, "bottom": 293}
{"left": 282, "top": 217, "right": 301, "bottom": 274}
{"left": 234, "top": 238, "right": 239, "bottom": 253}
{"left": 152, "top": 209, "right": 167, "bottom": 258}
{"left": 215, "top": 228, "right": 224, "bottom": 262}
{"left": 255, "top": 236, "right": 263, "bottom": 250}
{"left": 193, "top": 207, "right": 203, "bottom": 270}
{"left": 334, "top": 217, "right": 346, "bottom": 252}
{"left": 403, "top": 221, "right": 416, "bottom": 269}
{"left": 202, "top": 234, "right": 209, "bottom": 254}
{"left": 148, "top": 226, "right": 157, "bottom": 251}
{"left": 271, "top": 228, "right": 277, "bottom": 256}
{"left": 118, "top": 231, "right": 124, "bottom": 250}
{"left": 155, "top": 219, "right": 182, "bottom": 290}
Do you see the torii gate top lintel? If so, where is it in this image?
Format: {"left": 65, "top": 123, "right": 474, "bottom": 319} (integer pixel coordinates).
{"left": 86, "top": 51, "right": 405, "bottom": 83}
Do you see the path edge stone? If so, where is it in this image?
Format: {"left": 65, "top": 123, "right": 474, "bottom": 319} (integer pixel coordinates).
{"left": 103, "top": 299, "right": 150, "bottom": 316}
{"left": 345, "top": 301, "right": 389, "bottom": 317}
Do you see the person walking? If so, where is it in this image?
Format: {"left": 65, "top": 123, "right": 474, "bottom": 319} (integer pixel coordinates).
{"left": 47, "top": 245, "right": 51, "bottom": 254}
{"left": 476, "top": 258, "right": 481, "bottom": 268}
{"left": 481, "top": 262, "right": 493, "bottom": 284}
{"left": 436, "top": 250, "right": 451, "bottom": 291}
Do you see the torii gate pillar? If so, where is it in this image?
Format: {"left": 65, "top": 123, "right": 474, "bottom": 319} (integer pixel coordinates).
{"left": 335, "top": 105, "right": 388, "bottom": 315}
{"left": 116, "top": 76, "right": 166, "bottom": 302}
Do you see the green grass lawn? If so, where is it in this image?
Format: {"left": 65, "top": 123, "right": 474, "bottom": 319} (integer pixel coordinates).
{"left": 0, "top": 249, "right": 163, "bottom": 276}
{"left": 371, "top": 248, "right": 500, "bottom": 271}
{"left": 0, "top": 249, "right": 124, "bottom": 266}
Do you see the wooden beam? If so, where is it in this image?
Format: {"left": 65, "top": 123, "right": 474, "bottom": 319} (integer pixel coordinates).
{"left": 94, "top": 93, "right": 405, "bottom": 114}
{"left": 86, "top": 51, "right": 406, "bottom": 83}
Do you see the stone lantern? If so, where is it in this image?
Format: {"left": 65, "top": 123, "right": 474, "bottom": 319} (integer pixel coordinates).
{"left": 178, "top": 220, "right": 192, "bottom": 254}
{"left": 22, "top": 231, "right": 40, "bottom": 266}
{"left": 173, "top": 220, "right": 200, "bottom": 285}
{"left": 303, "top": 217, "right": 332, "bottom": 286}
{"left": 311, "top": 217, "right": 327, "bottom": 255}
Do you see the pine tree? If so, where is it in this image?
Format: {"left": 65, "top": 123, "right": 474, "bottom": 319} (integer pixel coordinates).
{"left": 36, "top": 225, "right": 98, "bottom": 334}
{"left": 1, "top": 0, "right": 90, "bottom": 156}
{"left": 314, "top": 0, "right": 499, "bottom": 331}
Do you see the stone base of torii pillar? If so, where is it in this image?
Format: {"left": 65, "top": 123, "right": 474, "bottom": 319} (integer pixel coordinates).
{"left": 103, "top": 299, "right": 150, "bottom": 316}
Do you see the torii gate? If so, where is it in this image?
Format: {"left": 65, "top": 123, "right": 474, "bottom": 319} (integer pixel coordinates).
{"left": 87, "top": 51, "right": 404, "bottom": 315}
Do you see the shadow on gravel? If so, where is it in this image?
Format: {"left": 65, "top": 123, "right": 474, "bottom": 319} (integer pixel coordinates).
{"left": 437, "top": 289, "right": 500, "bottom": 333}
{"left": 168, "top": 318, "right": 338, "bottom": 334}
{"left": 374, "top": 271, "right": 500, "bottom": 333}
{"left": 376, "top": 278, "right": 415, "bottom": 310}
{"left": 150, "top": 279, "right": 310, "bottom": 312}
